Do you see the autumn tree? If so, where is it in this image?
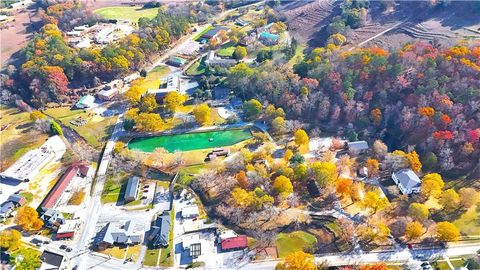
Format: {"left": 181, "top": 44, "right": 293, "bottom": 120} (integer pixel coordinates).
{"left": 192, "top": 103, "right": 212, "bottom": 126}
{"left": 327, "top": 33, "right": 347, "bottom": 46}
{"left": 271, "top": 116, "right": 286, "bottom": 134}
{"left": 134, "top": 113, "right": 164, "bottom": 132}
{"left": 358, "top": 220, "right": 391, "bottom": 244}
{"left": 404, "top": 221, "right": 424, "bottom": 241}
{"left": 139, "top": 94, "right": 158, "bottom": 112}
{"left": 408, "top": 203, "right": 429, "bottom": 222}
{"left": 236, "top": 170, "right": 249, "bottom": 189}
{"left": 360, "top": 263, "right": 388, "bottom": 270}
{"left": 15, "top": 206, "right": 44, "bottom": 231}
{"left": 243, "top": 99, "right": 262, "bottom": 120}
{"left": 361, "top": 191, "right": 389, "bottom": 214}
{"left": 406, "top": 151, "right": 422, "bottom": 173}
{"left": 0, "top": 229, "right": 22, "bottom": 251}
{"left": 370, "top": 108, "right": 382, "bottom": 125}
{"left": 9, "top": 248, "right": 41, "bottom": 270}
{"left": 163, "top": 91, "right": 186, "bottom": 112}
{"left": 230, "top": 187, "right": 255, "bottom": 208}
{"left": 366, "top": 158, "right": 379, "bottom": 177}
{"left": 273, "top": 175, "right": 293, "bottom": 196}
{"left": 421, "top": 173, "right": 444, "bottom": 198}
{"left": 283, "top": 149, "right": 294, "bottom": 162}
{"left": 336, "top": 178, "right": 353, "bottom": 199}
{"left": 439, "top": 189, "right": 460, "bottom": 211}
{"left": 293, "top": 163, "right": 308, "bottom": 181}
{"left": 372, "top": 140, "right": 388, "bottom": 160}
{"left": 435, "top": 222, "right": 460, "bottom": 242}
{"left": 124, "top": 83, "right": 146, "bottom": 105}
{"left": 310, "top": 161, "right": 337, "bottom": 188}
{"left": 275, "top": 251, "right": 316, "bottom": 270}
{"left": 234, "top": 46, "right": 247, "bottom": 60}
{"left": 458, "top": 188, "right": 479, "bottom": 209}
{"left": 294, "top": 129, "right": 309, "bottom": 147}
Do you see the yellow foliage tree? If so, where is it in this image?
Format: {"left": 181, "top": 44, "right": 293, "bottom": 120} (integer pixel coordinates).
{"left": 361, "top": 191, "right": 389, "bottom": 214}
{"left": 310, "top": 161, "right": 337, "bottom": 188}
{"left": 30, "top": 110, "right": 46, "bottom": 121}
{"left": 406, "top": 151, "right": 422, "bottom": 173}
{"left": 366, "top": 158, "right": 379, "bottom": 177}
{"left": 273, "top": 175, "right": 293, "bottom": 196}
{"left": 404, "top": 221, "right": 424, "bottom": 240}
{"left": 421, "top": 173, "right": 444, "bottom": 198}
{"left": 435, "top": 222, "right": 460, "bottom": 242}
{"left": 408, "top": 203, "right": 429, "bottom": 222}
{"left": 15, "top": 206, "right": 44, "bottom": 231}
{"left": 0, "top": 229, "right": 22, "bottom": 250}
{"left": 163, "top": 91, "right": 186, "bottom": 112}
{"left": 439, "top": 189, "right": 460, "bottom": 211}
{"left": 230, "top": 187, "right": 254, "bottom": 208}
{"left": 192, "top": 103, "right": 211, "bottom": 126}
{"left": 275, "top": 251, "right": 316, "bottom": 270}
{"left": 294, "top": 129, "right": 309, "bottom": 147}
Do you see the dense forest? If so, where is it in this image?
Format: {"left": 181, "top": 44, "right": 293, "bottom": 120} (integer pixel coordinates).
{"left": 227, "top": 42, "right": 480, "bottom": 177}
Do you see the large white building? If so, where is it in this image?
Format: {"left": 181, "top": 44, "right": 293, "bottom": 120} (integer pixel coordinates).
{"left": 0, "top": 136, "right": 66, "bottom": 182}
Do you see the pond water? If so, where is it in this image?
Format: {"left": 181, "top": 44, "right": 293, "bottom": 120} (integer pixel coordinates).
{"left": 128, "top": 128, "right": 252, "bottom": 153}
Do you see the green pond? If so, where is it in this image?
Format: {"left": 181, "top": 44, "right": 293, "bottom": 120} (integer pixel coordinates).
{"left": 128, "top": 128, "right": 252, "bottom": 152}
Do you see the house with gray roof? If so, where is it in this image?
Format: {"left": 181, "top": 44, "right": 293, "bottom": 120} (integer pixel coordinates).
{"left": 124, "top": 176, "right": 140, "bottom": 203}
{"left": 149, "top": 211, "right": 171, "bottom": 248}
{"left": 347, "top": 141, "right": 369, "bottom": 155}
{"left": 0, "top": 195, "right": 26, "bottom": 221}
{"left": 392, "top": 168, "right": 421, "bottom": 195}
{"left": 95, "top": 220, "right": 142, "bottom": 250}
{"left": 41, "top": 208, "right": 65, "bottom": 228}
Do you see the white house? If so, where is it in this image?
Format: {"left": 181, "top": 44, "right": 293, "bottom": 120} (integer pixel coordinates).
{"left": 392, "top": 168, "right": 421, "bottom": 195}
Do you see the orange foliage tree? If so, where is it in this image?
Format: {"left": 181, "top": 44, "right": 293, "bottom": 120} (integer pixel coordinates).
{"left": 370, "top": 108, "right": 382, "bottom": 125}
{"left": 417, "top": 107, "right": 435, "bottom": 117}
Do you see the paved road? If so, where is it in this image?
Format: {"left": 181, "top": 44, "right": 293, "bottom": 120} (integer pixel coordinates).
{"left": 239, "top": 243, "right": 480, "bottom": 269}
{"left": 72, "top": 113, "right": 124, "bottom": 269}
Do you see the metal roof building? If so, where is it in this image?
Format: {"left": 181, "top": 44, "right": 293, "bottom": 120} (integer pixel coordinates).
{"left": 124, "top": 176, "right": 140, "bottom": 203}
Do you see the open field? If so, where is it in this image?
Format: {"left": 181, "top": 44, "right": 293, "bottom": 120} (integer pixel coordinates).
{"left": 185, "top": 56, "right": 206, "bottom": 76}
{"left": 0, "top": 6, "right": 39, "bottom": 67}
{"left": 139, "top": 65, "right": 171, "bottom": 90}
{"left": 217, "top": 43, "right": 236, "bottom": 58}
{"left": 100, "top": 246, "right": 126, "bottom": 260}
{"left": 453, "top": 205, "right": 480, "bottom": 236}
{"left": 0, "top": 106, "right": 48, "bottom": 171}
{"left": 101, "top": 172, "right": 128, "bottom": 204}
{"left": 276, "top": 231, "right": 317, "bottom": 258}
{"left": 44, "top": 107, "right": 117, "bottom": 149}
{"left": 93, "top": 6, "right": 159, "bottom": 22}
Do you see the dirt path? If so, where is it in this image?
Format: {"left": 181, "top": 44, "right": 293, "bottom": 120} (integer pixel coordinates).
{"left": 348, "top": 19, "right": 409, "bottom": 51}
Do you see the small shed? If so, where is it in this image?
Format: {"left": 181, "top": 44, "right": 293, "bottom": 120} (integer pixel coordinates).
{"left": 124, "top": 176, "right": 140, "bottom": 203}
{"left": 347, "top": 141, "right": 369, "bottom": 155}
{"left": 181, "top": 205, "right": 200, "bottom": 219}
{"left": 221, "top": 235, "right": 248, "bottom": 252}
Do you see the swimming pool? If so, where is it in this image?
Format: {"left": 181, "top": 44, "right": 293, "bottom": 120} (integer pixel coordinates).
{"left": 128, "top": 128, "right": 252, "bottom": 153}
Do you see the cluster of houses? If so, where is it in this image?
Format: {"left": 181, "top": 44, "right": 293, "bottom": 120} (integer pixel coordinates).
{"left": 66, "top": 22, "right": 134, "bottom": 49}
{"left": 39, "top": 163, "right": 90, "bottom": 240}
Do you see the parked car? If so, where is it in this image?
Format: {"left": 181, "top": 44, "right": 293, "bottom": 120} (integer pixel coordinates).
{"left": 59, "top": 245, "right": 67, "bottom": 250}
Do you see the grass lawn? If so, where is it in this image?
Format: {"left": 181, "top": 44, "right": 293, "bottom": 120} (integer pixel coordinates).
{"left": 217, "top": 43, "right": 236, "bottom": 58}
{"left": 125, "top": 244, "right": 141, "bottom": 262}
{"left": 100, "top": 246, "right": 126, "bottom": 260}
{"left": 0, "top": 107, "right": 48, "bottom": 171}
{"left": 276, "top": 231, "right": 317, "bottom": 258}
{"left": 453, "top": 205, "right": 480, "bottom": 236}
{"left": 94, "top": 6, "right": 158, "bottom": 22}
{"left": 159, "top": 208, "right": 174, "bottom": 267}
{"left": 143, "top": 248, "right": 161, "bottom": 266}
{"left": 193, "top": 25, "right": 213, "bottom": 41}
{"left": 177, "top": 164, "right": 206, "bottom": 186}
{"left": 101, "top": 172, "right": 128, "bottom": 204}
{"left": 44, "top": 107, "right": 116, "bottom": 149}
{"left": 185, "top": 56, "right": 206, "bottom": 76}
{"left": 140, "top": 65, "right": 171, "bottom": 90}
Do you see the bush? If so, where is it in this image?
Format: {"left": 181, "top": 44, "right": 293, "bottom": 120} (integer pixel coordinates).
{"left": 69, "top": 190, "right": 86, "bottom": 205}
{"left": 186, "top": 262, "right": 205, "bottom": 269}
